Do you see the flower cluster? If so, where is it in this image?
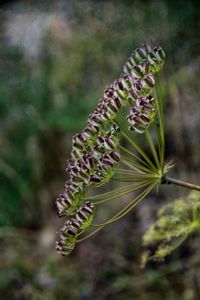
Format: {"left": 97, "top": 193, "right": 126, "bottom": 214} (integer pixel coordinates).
{"left": 56, "top": 121, "right": 121, "bottom": 255}
{"left": 123, "top": 45, "right": 165, "bottom": 132}
{"left": 56, "top": 201, "right": 94, "bottom": 255}
{"left": 56, "top": 44, "right": 165, "bottom": 256}
{"left": 123, "top": 45, "right": 165, "bottom": 75}
{"left": 126, "top": 95, "right": 156, "bottom": 133}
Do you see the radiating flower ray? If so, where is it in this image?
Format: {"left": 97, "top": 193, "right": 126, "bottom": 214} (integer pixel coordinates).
{"left": 86, "top": 181, "right": 151, "bottom": 205}
{"left": 121, "top": 156, "right": 154, "bottom": 174}
{"left": 153, "top": 79, "right": 165, "bottom": 171}
{"left": 113, "top": 171, "right": 157, "bottom": 182}
{"left": 119, "top": 145, "right": 151, "bottom": 169}
{"left": 153, "top": 122, "right": 163, "bottom": 167}
{"left": 87, "top": 180, "right": 145, "bottom": 200}
{"left": 121, "top": 129, "right": 157, "bottom": 172}
{"left": 144, "top": 129, "right": 160, "bottom": 169}
{"left": 77, "top": 183, "right": 156, "bottom": 243}
{"left": 92, "top": 183, "right": 156, "bottom": 227}
{"left": 115, "top": 168, "right": 145, "bottom": 174}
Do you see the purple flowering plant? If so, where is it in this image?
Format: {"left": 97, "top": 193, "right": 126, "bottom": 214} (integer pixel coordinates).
{"left": 55, "top": 45, "right": 200, "bottom": 257}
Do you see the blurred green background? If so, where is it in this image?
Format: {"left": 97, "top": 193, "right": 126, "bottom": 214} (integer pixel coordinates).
{"left": 0, "top": 0, "right": 200, "bottom": 299}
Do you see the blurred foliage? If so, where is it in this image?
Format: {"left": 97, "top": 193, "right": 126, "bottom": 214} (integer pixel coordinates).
{"left": 0, "top": 0, "right": 200, "bottom": 299}
{"left": 142, "top": 191, "right": 200, "bottom": 266}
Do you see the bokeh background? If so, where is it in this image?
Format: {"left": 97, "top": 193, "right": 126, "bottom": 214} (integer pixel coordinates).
{"left": 0, "top": 0, "right": 200, "bottom": 299}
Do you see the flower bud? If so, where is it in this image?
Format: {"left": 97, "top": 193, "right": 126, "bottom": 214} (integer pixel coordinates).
{"left": 123, "top": 45, "right": 165, "bottom": 75}
{"left": 91, "top": 151, "right": 120, "bottom": 186}
{"left": 90, "top": 174, "right": 101, "bottom": 183}
{"left": 56, "top": 193, "right": 72, "bottom": 217}
{"left": 75, "top": 201, "right": 94, "bottom": 229}
{"left": 126, "top": 101, "right": 155, "bottom": 133}
{"left": 56, "top": 238, "right": 76, "bottom": 256}
{"left": 82, "top": 124, "right": 99, "bottom": 140}
{"left": 123, "top": 44, "right": 152, "bottom": 73}
{"left": 104, "top": 85, "right": 115, "bottom": 98}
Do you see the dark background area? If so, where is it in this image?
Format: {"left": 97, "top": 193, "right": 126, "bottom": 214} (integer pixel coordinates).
{"left": 0, "top": 0, "right": 200, "bottom": 299}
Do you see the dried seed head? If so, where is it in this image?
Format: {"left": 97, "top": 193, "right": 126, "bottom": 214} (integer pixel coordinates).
{"left": 56, "top": 43, "right": 165, "bottom": 256}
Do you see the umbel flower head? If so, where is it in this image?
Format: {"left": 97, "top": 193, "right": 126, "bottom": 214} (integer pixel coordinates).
{"left": 56, "top": 44, "right": 166, "bottom": 256}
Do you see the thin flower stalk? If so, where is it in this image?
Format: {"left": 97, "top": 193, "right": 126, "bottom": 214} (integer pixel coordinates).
{"left": 121, "top": 130, "right": 158, "bottom": 172}
{"left": 121, "top": 156, "right": 154, "bottom": 174}
{"left": 79, "top": 183, "right": 155, "bottom": 239}
{"left": 119, "top": 145, "right": 151, "bottom": 169}
{"left": 144, "top": 129, "right": 160, "bottom": 169}
{"left": 88, "top": 181, "right": 151, "bottom": 205}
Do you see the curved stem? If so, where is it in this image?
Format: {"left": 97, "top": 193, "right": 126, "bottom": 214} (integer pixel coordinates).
{"left": 76, "top": 226, "right": 103, "bottom": 243}
{"left": 164, "top": 176, "right": 200, "bottom": 192}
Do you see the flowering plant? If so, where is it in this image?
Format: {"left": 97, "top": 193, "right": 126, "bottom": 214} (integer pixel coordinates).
{"left": 55, "top": 44, "right": 200, "bottom": 258}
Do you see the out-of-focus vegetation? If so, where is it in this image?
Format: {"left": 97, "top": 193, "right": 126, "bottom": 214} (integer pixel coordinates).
{"left": 0, "top": 0, "right": 200, "bottom": 299}
{"left": 142, "top": 191, "right": 200, "bottom": 266}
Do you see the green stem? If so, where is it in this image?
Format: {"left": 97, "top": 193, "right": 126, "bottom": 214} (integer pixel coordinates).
{"left": 77, "top": 183, "right": 155, "bottom": 242}
{"left": 154, "top": 77, "right": 165, "bottom": 171}
{"left": 116, "top": 168, "right": 145, "bottom": 174}
{"left": 121, "top": 157, "right": 153, "bottom": 174}
{"left": 113, "top": 174, "right": 157, "bottom": 182}
{"left": 111, "top": 178, "right": 144, "bottom": 183}
{"left": 92, "top": 184, "right": 155, "bottom": 227}
{"left": 121, "top": 130, "right": 157, "bottom": 171}
{"left": 119, "top": 145, "right": 150, "bottom": 168}
{"left": 144, "top": 129, "right": 160, "bottom": 169}
{"left": 86, "top": 181, "right": 149, "bottom": 204}
{"left": 155, "top": 77, "right": 164, "bottom": 142}
{"left": 154, "top": 122, "right": 163, "bottom": 168}
{"left": 76, "top": 226, "right": 103, "bottom": 243}
{"left": 92, "top": 182, "right": 150, "bottom": 204}
{"left": 169, "top": 235, "right": 188, "bottom": 253}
